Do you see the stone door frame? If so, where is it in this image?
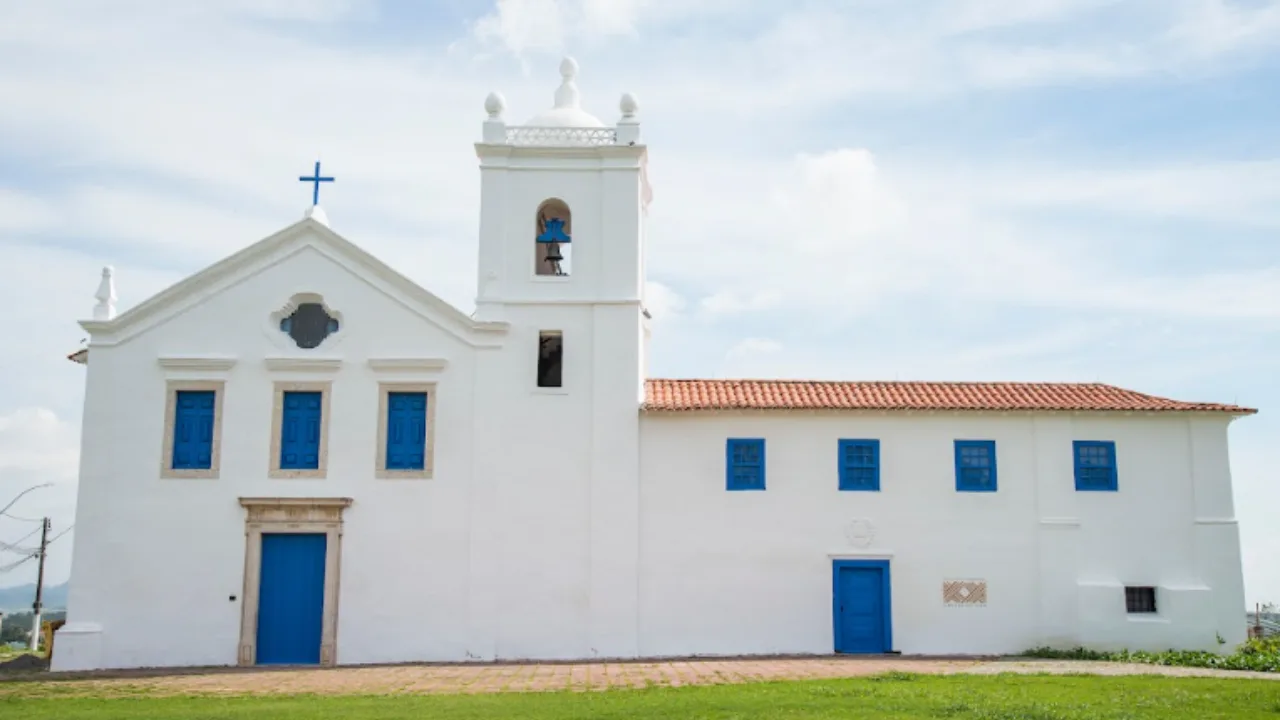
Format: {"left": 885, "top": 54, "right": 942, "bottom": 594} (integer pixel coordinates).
{"left": 238, "top": 497, "right": 352, "bottom": 667}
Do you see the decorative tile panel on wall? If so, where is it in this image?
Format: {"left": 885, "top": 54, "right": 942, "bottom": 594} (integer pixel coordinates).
{"left": 942, "top": 579, "right": 987, "bottom": 606}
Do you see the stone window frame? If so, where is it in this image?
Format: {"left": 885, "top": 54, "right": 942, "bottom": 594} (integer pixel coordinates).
{"left": 160, "top": 380, "right": 227, "bottom": 480}
{"left": 237, "top": 497, "right": 351, "bottom": 667}
{"left": 269, "top": 380, "right": 333, "bottom": 479}
{"left": 375, "top": 382, "right": 438, "bottom": 480}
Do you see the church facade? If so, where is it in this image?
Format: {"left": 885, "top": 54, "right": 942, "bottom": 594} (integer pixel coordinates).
{"left": 53, "top": 60, "right": 1255, "bottom": 672}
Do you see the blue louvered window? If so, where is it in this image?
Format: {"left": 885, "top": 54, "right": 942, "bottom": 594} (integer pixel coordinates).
{"left": 1074, "top": 440, "right": 1117, "bottom": 491}
{"left": 726, "top": 438, "right": 765, "bottom": 491}
{"left": 838, "top": 439, "right": 880, "bottom": 491}
{"left": 386, "top": 392, "right": 428, "bottom": 470}
{"left": 172, "top": 390, "right": 216, "bottom": 470}
{"left": 280, "top": 391, "right": 322, "bottom": 470}
{"left": 955, "top": 440, "right": 997, "bottom": 492}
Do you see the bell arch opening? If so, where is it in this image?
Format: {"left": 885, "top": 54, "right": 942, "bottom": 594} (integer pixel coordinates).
{"left": 534, "top": 198, "right": 572, "bottom": 277}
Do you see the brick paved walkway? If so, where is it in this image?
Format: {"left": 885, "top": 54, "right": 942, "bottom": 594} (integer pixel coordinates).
{"left": 2, "top": 656, "right": 1275, "bottom": 697}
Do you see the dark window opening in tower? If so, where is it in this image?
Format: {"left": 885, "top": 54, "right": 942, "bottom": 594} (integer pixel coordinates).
{"left": 535, "top": 199, "right": 572, "bottom": 277}
{"left": 537, "top": 331, "right": 564, "bottom": 388}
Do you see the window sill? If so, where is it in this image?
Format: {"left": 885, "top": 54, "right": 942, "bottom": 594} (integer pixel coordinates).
{"left": 269, "top": 469, "right": 327, "bottom": 479}
{"left": 1126, "top": 614, "right": 1170, "bottom": 624}
{"left": 376, "top": 469, "right": 434, "bottom": 480}
{"left": 532, "top": 387, "right": 569, "bottom": 395}
{"left": 531, "top": 275, "right": 571, "bottom": 283}
{"left": 161, "top": 470, "right": 220, "bottom": 480}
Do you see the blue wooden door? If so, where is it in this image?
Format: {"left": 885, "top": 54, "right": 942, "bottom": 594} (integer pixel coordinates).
{"left": 256, "top": 533, "right": 327, "bottom": 665}
{"left": 834, "top": 561, "right": 891, "bottom": 654}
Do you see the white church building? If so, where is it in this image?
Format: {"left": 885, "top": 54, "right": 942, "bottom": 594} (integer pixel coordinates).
{"left": 53, "top": 59, "right": 1255, "bottom": 671}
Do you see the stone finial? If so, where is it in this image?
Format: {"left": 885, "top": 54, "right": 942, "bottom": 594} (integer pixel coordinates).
{"left": 485, "top": 91, "right": 506, "bottom": 120}
{"left": 305, "top": 204, "right": 330, "bottom": 227}
{"left": 619, "top": 92, "right": 639, "bottom": 119}
{"left": 553, "top": 56, "right": 582, "bottom": 110}
{"left": 483, "top": 90, "right": 508, "bottom": 142}
{"left": 616, "top": 92, "right": 642, "bottom": 145}
{"left": 93, "top": 266, "right": 117, "bottom": 321}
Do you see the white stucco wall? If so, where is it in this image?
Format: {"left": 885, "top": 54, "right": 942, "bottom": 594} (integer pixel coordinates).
{"left": 56, "top": 240, "right": 488, "bottom": 670}
{"left": 637, "top": 411, "right": 1247, "bottom": 657}
{"left": 53, "top": 111, "right": 1247, "bottom": 669}
{"left": 54, "top": 232, "right": 1249, "bottom": 669}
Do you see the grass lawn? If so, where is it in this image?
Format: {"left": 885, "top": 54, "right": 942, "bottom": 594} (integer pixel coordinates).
{"left": 2, "top": 673, "right": 1279, "bottom": 719}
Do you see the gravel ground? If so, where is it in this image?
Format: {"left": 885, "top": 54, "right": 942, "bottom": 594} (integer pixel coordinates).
{"left": 0, "top": 655, "right": 1275, "bottom": 696}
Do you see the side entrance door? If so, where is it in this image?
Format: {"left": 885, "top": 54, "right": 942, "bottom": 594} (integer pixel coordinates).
{"left": 256, "top": 533, "right": 327, "bottom": 665}
{"left": 833, "top": 560, "right": 891, "bottom": 654}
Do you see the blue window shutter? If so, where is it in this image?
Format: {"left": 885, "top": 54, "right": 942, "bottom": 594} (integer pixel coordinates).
{"left": 954, "top": 440, "right": 997, "bottom": 492}
{"left": 726, "top": 438, "right": 765, "bottom": 491}
{"left": 1074, "top": 440, "right": 1117, "bottom": 491}
{"left": 838, "top": 439, "right": 880, "bottom": 491}
{"left": 281, "top": 391, "right": 323, "bottom": 470}
{"left": 386, "top": 392, "right": 428, "bottom": 470}
{"left": 172, "top": 390, "right": 216, "bottom": 470}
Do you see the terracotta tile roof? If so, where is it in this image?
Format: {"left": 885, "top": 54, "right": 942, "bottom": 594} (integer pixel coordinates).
{"left": 643, "top": 379, "right": 1255, "bottom": 415}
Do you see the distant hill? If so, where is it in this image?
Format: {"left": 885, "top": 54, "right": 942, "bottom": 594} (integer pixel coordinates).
{"left": 0, "top": 583, "right": 67, "bottom": 612}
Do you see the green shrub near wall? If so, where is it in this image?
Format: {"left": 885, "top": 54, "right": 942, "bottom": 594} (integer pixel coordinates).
{"left": 1022, "top": 636, "right": 1280, "bottom": 673}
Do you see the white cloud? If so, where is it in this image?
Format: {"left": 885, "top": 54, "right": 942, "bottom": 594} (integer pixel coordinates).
{"left": 0, "top": 408, "right": 78, "bottom": 477}
{"left": 954, "top": 160, "right": 1280, "bottom": 227}
{"left": 652, "top": 146, "right": 1280, "bottom": 327}
{"left": 643, "top": 280, "right": 685, "bottom": 321}
{"left": 718, "top": 337, "right": 784, "bottom": 378}
{"left": 474, "top": 0, "right": 574, "bottom": 55}
{"left": 1168, "top": 0, "right": 1280, "bottom": 58}
{"left": 699, "top": 291, "right": 783, "bottom": 317}
{"left": 472, "top": 0, "right": 739, "bottom": 55}
{"left": 0, "top": 189, "right": 57, "bottom": 234}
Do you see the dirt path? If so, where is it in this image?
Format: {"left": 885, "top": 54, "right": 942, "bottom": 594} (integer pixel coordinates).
{"left": 1, "top": 656, "right": 1275, "bottom": 697}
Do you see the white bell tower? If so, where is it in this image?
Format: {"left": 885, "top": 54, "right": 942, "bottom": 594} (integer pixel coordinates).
{"left": 466, "top": 58, "right": 652, "bottom": 661}
{"left": 473, "top": 56, "right": 650, "bottom": 320}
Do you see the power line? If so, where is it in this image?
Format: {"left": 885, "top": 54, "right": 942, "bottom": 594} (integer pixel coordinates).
{"left": 0, "top": 484, "right": 52, "bottom": 519}
{"left": 0, "top": 526, "right": 42, "bottom": 554}
{"left": 47, "top": 525, "right": 74, "bottom": 545}
{"left": 1, "top": 511, "right": 45, "bottom": 524}
{"left": 0, "top": 555, "right": 36, "bottom": 573}
{"left": 0, "top": 524, "right": 72, "bottom": 574}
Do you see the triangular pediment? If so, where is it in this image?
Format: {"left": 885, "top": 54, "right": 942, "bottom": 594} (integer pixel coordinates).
{"left": 79, "top": 217, "right": 507, "bottom": 348}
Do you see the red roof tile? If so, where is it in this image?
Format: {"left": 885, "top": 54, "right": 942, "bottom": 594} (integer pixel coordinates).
{"left": 643, "top": 379, "right": 1255, "bottom": 415}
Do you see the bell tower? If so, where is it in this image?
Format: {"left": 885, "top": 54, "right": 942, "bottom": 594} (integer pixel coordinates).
{"left": 473, "top": 57, "right": 650, "bottom": 320}
{"left": 467, "top": 58, "right": 652, "bottom": 661}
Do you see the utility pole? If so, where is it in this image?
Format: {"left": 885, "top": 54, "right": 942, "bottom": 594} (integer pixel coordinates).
{"left": 29, "top": 517, "right": 50, "bottom": 652}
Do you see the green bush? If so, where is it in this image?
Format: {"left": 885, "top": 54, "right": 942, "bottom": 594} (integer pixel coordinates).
{"left": 1021, "top": 636, "right": 1280, "bottom": 673}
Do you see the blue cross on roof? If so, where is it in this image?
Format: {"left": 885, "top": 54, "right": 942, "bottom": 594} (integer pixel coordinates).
{"left": 299, "top": 160, "right": 334, "bottom": 206}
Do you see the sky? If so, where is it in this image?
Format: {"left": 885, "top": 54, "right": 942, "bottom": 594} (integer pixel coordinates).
{"left": 0, "top": 0, "right": 1277, "bottom": 607}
